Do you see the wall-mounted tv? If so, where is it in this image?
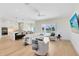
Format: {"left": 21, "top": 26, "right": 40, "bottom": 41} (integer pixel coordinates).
{"left": 1, "top": 27, "right": 8, "bottom": 35}
{"left": 70, "top": 13, "right": 79, "bottom": 33}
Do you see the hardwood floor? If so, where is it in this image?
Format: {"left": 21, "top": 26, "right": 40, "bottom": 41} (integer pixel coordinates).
{"left": 0, "top": 36, "right": 78, "bottom": 56}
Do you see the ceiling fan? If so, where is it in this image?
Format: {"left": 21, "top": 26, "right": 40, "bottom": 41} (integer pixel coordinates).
{"left": 24, "top": 3, "right": 46, "bottom": 17}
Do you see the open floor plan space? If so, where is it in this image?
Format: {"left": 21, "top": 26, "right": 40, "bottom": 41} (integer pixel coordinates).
{"left": 0, "top": 3, "right": 79, "bottom": 56}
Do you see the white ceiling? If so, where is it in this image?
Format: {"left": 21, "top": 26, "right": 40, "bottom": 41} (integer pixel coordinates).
{"left": 0, "top": 3, "right": 79, "bottom": 21}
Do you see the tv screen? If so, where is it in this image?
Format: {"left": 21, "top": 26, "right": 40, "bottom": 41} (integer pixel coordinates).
{"left": 70, "top": 13, "right": 79, "bottom": 33}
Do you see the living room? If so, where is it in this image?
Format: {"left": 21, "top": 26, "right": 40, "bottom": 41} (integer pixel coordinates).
{"left": 0, "top": 3, "right": 79, "bottom": 56}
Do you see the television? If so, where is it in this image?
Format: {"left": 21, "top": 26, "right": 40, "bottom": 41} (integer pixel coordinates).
{"left": 70, "top": 13, "right": 79, "bottom": 33}
{"left": 1, "top": 27, "right": 8, "bottom": 35}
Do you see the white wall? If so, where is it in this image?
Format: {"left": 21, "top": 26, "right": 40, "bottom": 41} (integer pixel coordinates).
{"left": 70, "top": 33, "right": 79, "bottom": 54}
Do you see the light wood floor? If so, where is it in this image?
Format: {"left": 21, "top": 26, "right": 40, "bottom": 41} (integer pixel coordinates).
{"left": 0, "top": 36, "right": 78, "bottom": 56}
